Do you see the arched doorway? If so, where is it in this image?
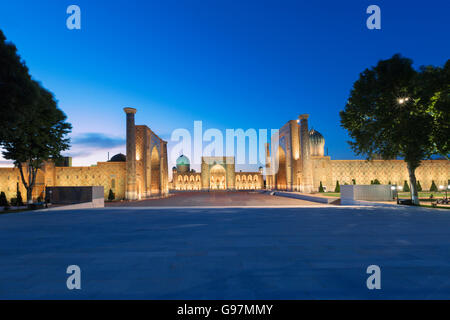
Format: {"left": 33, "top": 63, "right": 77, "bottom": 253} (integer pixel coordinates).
{"left": 276, "top": 146, "right": 287, "bottom": 190}
{"left": 210, "top": 164, "right": 226, "bottom": 190}
{"left": 150, "top": 145, "right": 161, "bottom": 195}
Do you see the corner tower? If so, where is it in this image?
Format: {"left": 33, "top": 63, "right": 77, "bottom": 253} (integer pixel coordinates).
{"left": 299, "top": 114, "right": 314, "bottom": 193}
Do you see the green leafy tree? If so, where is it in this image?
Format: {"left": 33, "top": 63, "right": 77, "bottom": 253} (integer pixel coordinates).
{"left": 403, "top": 180, "right": 410, "bottom": 192}
{"left": 108, "top": 189, "right": 115, "bottom": 201}
{"left": 0, "top": 30, "right": 38, "bottom": 141}
{"left": 416, "top": 180, "right": 422, "bottom": 192}
{"left": 430, "top": 180, "right": 438, "bottom": 192}
{"left": 0, "top": 30, "right": 72, "bottom": 203}
{"left": 415, "top": 61, "right": 450, "bottom": 158}
{"left": 334, "top": 180, "right": 340, "bottom": 193}
{"left": 2, "top": 86, "right": 72, "bottom": 203}
{"left": 340, "top": 54, "right": 448, "bottom": 205}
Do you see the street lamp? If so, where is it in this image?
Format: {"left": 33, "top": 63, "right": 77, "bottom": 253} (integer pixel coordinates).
{"left": 397, "top": 97, "right": 410, "bottom": 104}
{"left": 439, "top": 185, "right": 448, "bottom": 200}
{"left": 395, "top": 185, "right": 403, "bottom": 203}
{"left": 391, "top": 185, "right": 397, "bottom": 201}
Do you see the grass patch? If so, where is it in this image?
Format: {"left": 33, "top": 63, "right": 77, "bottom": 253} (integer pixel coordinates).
{"left": 398, "top": 191, "right": 448, "bottom": 199}
{"left": 323, "top": 192, "right": 340, "bottom": 197}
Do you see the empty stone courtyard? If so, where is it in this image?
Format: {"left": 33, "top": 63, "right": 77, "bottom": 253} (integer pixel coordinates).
{"left": 1, "top": 194, "right": 450, "bottom": 299}
{"left": 106, "top": 191, "right": 323, "bottom": 207}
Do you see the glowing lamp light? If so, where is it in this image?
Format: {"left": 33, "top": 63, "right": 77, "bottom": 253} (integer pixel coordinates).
{"left": 390, "top": 186, "right": 396, "bottom": 191}
{"left": 439, "top": 185, "right": 444, "bottom": 190}
{"left": 397, "top": 186, "right": 403, "bottom": 191}
{"left": 397, "top": 97, "right": 409, "bottom": 105}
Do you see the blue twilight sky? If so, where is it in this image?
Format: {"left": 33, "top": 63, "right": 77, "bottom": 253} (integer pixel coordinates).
{"left": 0, "top": 0, "right": 449, "bottom": 171}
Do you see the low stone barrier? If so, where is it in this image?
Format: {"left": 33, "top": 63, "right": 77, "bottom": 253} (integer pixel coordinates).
{"left": 45, "top": 186, "right": 104, "bottom": 209}
{"left": 341, "top": 185, "right": 394, "bottom": 205}
{"left": 272, "top": 191, "right": 339, "bottom": 204}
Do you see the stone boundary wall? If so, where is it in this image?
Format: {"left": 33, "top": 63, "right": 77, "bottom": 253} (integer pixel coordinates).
{"left": 328, "top": 159, "right": 448, "bottom": 192}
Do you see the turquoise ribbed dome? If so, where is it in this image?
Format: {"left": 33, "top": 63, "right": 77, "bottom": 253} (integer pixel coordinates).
{"left": 176, "top": 155, "right": 190, "bottom": 173}
{"left": 176, "top": 155, "right": 190, "bottom": 166}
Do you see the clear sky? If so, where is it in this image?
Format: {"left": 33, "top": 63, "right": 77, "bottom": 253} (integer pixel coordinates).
{"left": 0, "top": 0, "right": 448, "bottom": 172}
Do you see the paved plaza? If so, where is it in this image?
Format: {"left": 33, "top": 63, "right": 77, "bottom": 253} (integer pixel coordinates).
{"left": 0, "top": 192, "right": 450, "bottom": 299}
{"left": 106, "top": 191, "right": 324, "bottom": 207}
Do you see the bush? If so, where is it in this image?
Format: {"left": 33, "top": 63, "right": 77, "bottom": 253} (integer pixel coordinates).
{"left": 416, "top": 181, "right": 422, "bottom": 192}
{"left": 403, "top": 180, "right": 410, "bottom": 192}
{"left": 373, "top": 179, "right": 380, "bottom": 184}
{"left": 352, "top": 179, "right": 356, "bottom": 185}
{"left": 16, "top": 190, "right": 24, "bottom": 206}
{"left": 108, "top": 189, "right": 115, "bottom": 201}
{"left": 0, "top": 192, "right": 9, "bottom": 207}
{"left": 388, "top": 181, "right": 392, "bottom": 185}
{"left": 430, "top": 180, "right": 438, "bottom": 192}
{"left": 334, "top": 181, "right": 340, "bottom": 193}
{"left": 10, "top": 198, "right": 17, "bottom": 206}
{"left": 318, "top": 181, "right": 324, "bottom": 193}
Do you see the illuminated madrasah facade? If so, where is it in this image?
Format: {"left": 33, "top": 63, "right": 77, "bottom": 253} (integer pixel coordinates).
{"left": 0, "top": 108, "right": 169, "bottom": 201}
{"left": 170, "top": 156, "right": 264, "bottom": 191}
{"left": 265, "top": 114, "right": 449, "bottom": 192}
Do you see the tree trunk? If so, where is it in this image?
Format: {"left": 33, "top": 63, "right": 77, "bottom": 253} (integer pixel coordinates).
{"left": 18, "top": 162, "right": 38, "bottom": 204}
{"left": 407, "top": 162, "right": 420, "bottom": 205}
{"left": 26, "top": 187, "right": 33, "bottom": 204}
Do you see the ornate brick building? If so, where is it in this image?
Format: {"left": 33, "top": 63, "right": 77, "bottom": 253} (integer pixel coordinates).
{"left": 0, "top": 111, "right": 448, "bottom": 201}
{"left": 171, "top": 156, "right": 264, "bottom": 191}
{"left": 265, "top": 114, "right": 449, "bottom": 192}
{"left": 0, "top": 108, "right": 169, "bottom": 201}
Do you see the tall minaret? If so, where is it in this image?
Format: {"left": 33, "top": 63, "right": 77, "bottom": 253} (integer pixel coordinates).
{"left": 264, "top": 142, "right": 272, "bottom": 189}
{"left": 124, "top": 107, "right": 137, "bottom": 200}
{"left": 299, "top": 114, "right": 314, "bottom": 193}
